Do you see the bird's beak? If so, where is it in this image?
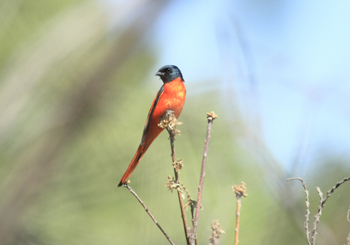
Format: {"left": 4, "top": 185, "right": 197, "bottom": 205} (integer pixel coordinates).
{"left": 155, "top": 71, "right": 164, "bottom": 76}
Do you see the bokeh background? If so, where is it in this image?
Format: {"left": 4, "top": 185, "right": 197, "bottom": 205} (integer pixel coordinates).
{"left": 0, "top": 0, "right": 350, "bottom": 244}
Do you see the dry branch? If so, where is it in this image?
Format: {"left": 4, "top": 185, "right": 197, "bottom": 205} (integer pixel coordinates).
{"left": 190, "top": 111, "right": 217, "bottom": 244}
{"left": 233, "top": 181, "right": 248, "bottom": 245}
{"left": 287, "top": 177, "right": 311, "bottom": 245}
{"left": 312, "top": 177, "right": 350, "bottom": 244}
{"left": 123, "top": 184, "right": 174, "bottom": 245}
{"left": 288, "top": 176, "right": 350, "bottom": 245}
{"left": 160, "top": 110, "right": 190, "bottom": 245}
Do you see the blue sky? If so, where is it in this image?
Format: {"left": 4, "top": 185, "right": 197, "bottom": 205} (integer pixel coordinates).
{"left": 154, "top": 0, "right": 350, "bottom": 171}
{"left": 104, "top": 0, "right": 350, "bottom": 171}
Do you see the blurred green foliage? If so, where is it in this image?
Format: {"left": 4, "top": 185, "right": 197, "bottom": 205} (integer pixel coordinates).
{"left": 0, "top": 0, "right": 349, "bottom": 244}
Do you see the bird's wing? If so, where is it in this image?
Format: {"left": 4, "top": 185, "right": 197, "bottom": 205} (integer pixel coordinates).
{"left": 140, "top": 84, "right": 164, "bottom": 146}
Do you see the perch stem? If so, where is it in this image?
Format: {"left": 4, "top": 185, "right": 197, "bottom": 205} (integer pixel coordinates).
{"left": 124, "top": 184, "right": 174, "bottom": 245}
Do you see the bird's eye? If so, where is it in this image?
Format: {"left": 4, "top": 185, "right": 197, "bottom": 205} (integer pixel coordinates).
{"left": 166, "top": 68, "right": 171, "bottom": 72}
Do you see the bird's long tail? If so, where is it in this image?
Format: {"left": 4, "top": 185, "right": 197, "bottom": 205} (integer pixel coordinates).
{"left": 118, "top": 144, "right": 148, "bottom": 187}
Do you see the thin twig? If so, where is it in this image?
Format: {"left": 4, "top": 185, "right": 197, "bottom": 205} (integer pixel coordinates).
{"left": 235, "top": 197, "right": 242, "bottom": 245}
{"left": 320, "top": 177, "right": 350, "bottom": 208}
{"left": 312, "top": 187, "right": 323, "bottom": 244}
{"left": 312, "top": 177, "right": 350, "bottom": 244}
{"left": 287, "top": 177, "right": 311, "bottom": 245}
{"left": 190, "top": 111, "right": 217, "bottom": 244}
{"left": 169, "top": 134, "right": 191, "bottom": 244}
{"left": 190, "top": 205, "right": 198, "bottom": 245}
{"left": 160, "top": 110, "right": 190, "bottom": 245}
{"left": 123, "top": 184, "right": 174, "bottom": 245}
{"left": 233, "top": 181, "right": 248, "bottom": 245}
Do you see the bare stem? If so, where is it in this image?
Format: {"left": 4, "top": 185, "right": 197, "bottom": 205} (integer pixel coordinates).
{"left": 160, "top": 110, "right": 190, "bottom": 245}
{"left": 235, "top": 197, "right": 241, "bottom": 245}
{"left": 312, "top": 187, "right": 323, "bottom": 244}
{"left": 288, "top": 176, "right": 350, "bottom": 245}
{"left": 123, "top": 184, "right": 174, "bottom": 245}
{"left": 287, "top": 177, "right": 311, "bottom": 245}
{"left": 312, "top": 176, "right": 350, "bottom": 245}
{"left": 233, "top": 181, "right": 247, "bottom": 245}
{"left": 190, "top": 112, "right": 217, "bottom": 244}
{"left": 168, "top": 134, "right": 190, "bottom": 245}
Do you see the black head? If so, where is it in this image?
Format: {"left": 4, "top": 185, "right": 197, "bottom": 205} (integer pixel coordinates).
{"left": 155, "top": 65, "right": 184, "bottom": 83}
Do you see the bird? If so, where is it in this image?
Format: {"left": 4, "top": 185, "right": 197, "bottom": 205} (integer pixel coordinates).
{"left": 118, "top": 65, "right": 186, "bottom": 187}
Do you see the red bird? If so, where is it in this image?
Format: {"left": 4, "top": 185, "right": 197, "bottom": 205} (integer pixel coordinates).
{"left": 118, "top": 65, "right": 186, "bottom": 187}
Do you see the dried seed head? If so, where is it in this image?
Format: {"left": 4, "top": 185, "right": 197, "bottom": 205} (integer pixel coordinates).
{"left": 233, "top": 181, "right": 248, "bottom": 198}
{"left": 158, "top": 110, "right": 182, "bottom": 137}
{"left": 173, "top": 159, "right": 183, "bottom": 173}
{"left": 208, "top": 220, "right": 225, "bottom": 245}
{"left": 206, "top": 111, "right": 218, "bottom": 121}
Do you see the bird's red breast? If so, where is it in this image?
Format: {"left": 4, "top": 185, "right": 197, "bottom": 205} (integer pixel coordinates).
{"left": 152, "top": 77, "right": 186, "bottom": 124}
